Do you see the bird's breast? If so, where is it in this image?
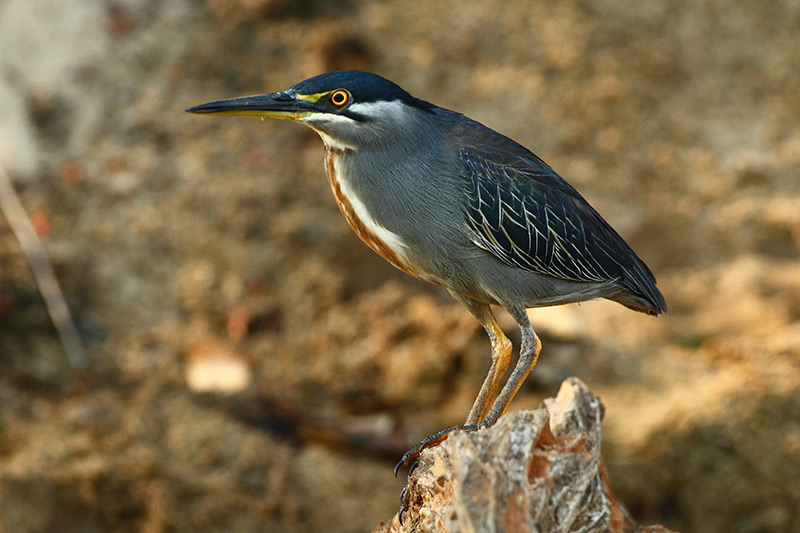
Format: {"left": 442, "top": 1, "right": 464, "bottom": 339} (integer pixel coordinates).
{"left": 324, "top": 150, "right": 434, "bottom": 282}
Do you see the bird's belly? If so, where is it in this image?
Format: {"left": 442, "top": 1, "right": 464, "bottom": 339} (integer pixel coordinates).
{"left": 325, "top": 151, "right": 443, "bottom": 285}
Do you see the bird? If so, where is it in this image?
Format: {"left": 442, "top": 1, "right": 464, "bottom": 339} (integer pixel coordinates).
{"left": 187, "top": 70, "right": 665, "bottom": 466}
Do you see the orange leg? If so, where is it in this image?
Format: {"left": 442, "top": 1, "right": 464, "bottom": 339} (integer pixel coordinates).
{"left": 481, "top": 304, "right": 541, "bottom": 426}
{"left": 447, "top": 293, "right": 514, "bottom": 425}
{"left": 395, "top": 302, "right": 541, "bottom": 475}
{"left": 466, "top": 316, "right": 513, "bottom": 425}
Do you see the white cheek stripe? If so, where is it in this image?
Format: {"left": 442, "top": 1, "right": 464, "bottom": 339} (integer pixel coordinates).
{"left": 331, "top": 158, "right": 410, "bottom": 256}
{"left": 300, "top": 113, "right": 358, "bottom": 151}
{"left": 299, "top": 112, "right": 356, "bottom": 125}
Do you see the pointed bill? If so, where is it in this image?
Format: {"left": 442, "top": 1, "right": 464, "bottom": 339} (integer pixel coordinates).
{"left": 186, "top": 92, "right": 314, "bottom": 120}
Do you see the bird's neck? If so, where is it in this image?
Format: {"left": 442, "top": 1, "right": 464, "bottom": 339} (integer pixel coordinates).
{"left": 323, "top": 149, "right": 413, "bottom": 271}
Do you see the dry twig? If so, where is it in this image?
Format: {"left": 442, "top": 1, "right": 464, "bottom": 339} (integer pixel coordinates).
{"left": 0, "top": 162, "right": 87, "bottom": 367}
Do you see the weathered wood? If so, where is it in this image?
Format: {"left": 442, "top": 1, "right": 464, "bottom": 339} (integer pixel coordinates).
{"left": 375, "top": 378, "right": 677, "bottom": 533}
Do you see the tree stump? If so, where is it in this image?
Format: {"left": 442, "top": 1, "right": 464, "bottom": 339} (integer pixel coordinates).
{"left": 375, "top": 377, "right": 677, "bottom": 533}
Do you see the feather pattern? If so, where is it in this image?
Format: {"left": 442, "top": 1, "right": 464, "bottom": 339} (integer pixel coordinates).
{"left": 462, "top": 146, "right": 665, "bottom": 313}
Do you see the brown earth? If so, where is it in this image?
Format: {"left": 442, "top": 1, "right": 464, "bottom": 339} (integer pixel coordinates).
{"left": 1, "top": 0, "right": 799, "bottom": 532}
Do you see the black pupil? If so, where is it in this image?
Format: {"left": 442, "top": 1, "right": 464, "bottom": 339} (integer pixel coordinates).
{"left": 333, "top": 92, "right": 346, "bottom": 105}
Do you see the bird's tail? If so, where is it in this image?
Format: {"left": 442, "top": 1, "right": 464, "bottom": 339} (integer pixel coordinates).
{"left": 609, "top": 284, "right": 666, "bottom": 316}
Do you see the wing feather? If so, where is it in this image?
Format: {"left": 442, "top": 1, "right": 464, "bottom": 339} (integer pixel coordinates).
{"left": 462, "top": 146, "right": 663, "bottom": 310}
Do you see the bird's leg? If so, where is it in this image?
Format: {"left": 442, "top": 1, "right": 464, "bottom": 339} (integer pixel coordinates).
{"left": 465, "top": 312, "right": 513, "bottom": 425}
{"left": 481, "top": 305, "right": 541, "bottom": 426}
{"left": 395, "top": 305, "right": 541, "bottom": 477}
{"left": 395, "top": 296, "right": 511, "bottom": 472}
{"left": 394, "top": 304, "right": 536, "bottom": 520}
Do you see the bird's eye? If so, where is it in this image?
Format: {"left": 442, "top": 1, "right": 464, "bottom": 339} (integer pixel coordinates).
{"left": 330, "top": 90, "right": 349, "bottom": 106}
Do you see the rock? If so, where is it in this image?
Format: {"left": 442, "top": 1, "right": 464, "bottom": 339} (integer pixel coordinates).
{"left": 375, "top": 378, "right": 677, "bottom": 533}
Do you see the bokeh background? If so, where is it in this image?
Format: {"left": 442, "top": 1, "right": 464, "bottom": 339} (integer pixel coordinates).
{"left": 1, "top": 0, "right": 799, "bottom": 531}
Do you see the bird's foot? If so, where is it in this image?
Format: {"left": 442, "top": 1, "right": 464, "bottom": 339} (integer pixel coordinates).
{"left": 395, "top": 422, "right": 487, "bottom": 525}
{"left": 393, "top": 422, "right": 484, "bottom": 476}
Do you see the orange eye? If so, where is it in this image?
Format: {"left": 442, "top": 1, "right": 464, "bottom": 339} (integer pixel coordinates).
{"left": 330, "top": 89, "right": 349, "bottom": 106}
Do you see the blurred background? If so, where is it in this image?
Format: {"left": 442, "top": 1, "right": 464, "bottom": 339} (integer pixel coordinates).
{"left": 1, "top": 0, "right": 799, "bottom": 531}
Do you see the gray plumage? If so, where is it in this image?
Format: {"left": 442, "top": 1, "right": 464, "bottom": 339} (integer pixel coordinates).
{"left": 187, "top": 70, "right": 665, "bottom": 446}
{"left": 323, "top": 100, "right": 665, "bottom": 316}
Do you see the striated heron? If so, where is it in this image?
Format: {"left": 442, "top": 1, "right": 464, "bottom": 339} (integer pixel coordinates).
{"left": 187, "top": 70, "right": 665, "bottom": 472}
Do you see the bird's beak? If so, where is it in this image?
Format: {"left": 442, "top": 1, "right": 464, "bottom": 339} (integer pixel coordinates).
{"left": 185, "top": 91, "right": 314, "bottom": 120}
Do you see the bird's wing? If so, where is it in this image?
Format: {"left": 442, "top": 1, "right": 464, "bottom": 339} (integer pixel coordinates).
{"left": 461, "top": 145, "right": 658, "bottom": 295}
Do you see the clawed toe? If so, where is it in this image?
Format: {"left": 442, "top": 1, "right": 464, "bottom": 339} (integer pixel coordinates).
{"left": 394, "top": 423, "right": 483, "bottom": 476}
{"left": 395, "top": 422, "right": 486, "bottom": 524}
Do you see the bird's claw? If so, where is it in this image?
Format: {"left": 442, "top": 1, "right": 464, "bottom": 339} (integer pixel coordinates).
{"left": 395, "top": 423, "right": 487, "bottom": 525}
{"left": 394, "top": 423, "right": 483, "bottom": 476}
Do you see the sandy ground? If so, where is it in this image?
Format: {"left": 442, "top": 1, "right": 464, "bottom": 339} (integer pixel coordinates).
{"left": 1, "top": 0, "right": 799, "bottom": 531}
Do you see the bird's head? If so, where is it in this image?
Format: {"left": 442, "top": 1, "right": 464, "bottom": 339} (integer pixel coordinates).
{"left": 186, "top": 70, "right": 436, "bottom": 151}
